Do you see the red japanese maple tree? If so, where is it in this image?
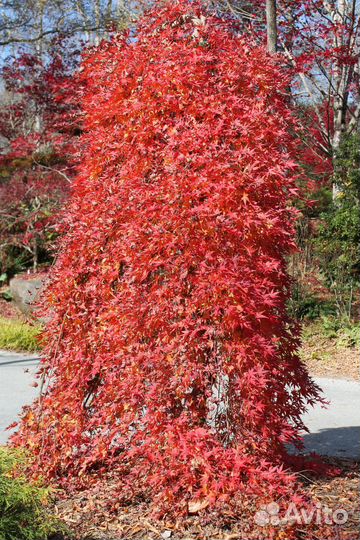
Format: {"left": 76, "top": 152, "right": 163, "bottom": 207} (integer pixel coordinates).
{"left": 15, "top": 0, "right": 322, "bottom": 515}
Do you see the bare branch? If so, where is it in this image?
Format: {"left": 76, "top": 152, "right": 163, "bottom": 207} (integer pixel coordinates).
{"left": 0, "top": 24, "right": 104, "bottom": 46}
{"left": 32, "top": 159, "right": 72, "bottom": 183}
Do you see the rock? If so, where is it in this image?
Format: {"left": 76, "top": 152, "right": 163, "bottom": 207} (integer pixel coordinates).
{"left": 9, "top": 275, "right": 45, "bottom": 317}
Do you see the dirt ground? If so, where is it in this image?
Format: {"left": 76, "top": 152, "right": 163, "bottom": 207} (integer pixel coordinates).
{"left": 300, "top": 327, "right": 359, "bottom": 381}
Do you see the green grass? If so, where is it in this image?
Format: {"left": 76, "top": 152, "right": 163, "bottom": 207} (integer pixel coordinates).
{"left": 0, "top": 447, "right": 67, "bottom": 540}
{"left": 0, "top": 317, "right": 41, "bottom": 352}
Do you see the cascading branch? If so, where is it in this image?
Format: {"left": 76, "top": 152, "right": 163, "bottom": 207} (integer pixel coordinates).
{"left": 15, "top": 0, "right": 322, "bottom": 516}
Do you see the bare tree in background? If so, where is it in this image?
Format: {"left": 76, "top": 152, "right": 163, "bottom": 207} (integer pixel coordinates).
{"left": 0, "top": 0, "right": 135, "bottom": 51}
{"left": 208, "top": 0, "right": 360, "bottom": 197}
{"left": 280, "top": 0, "right": 360, "bottom": 197}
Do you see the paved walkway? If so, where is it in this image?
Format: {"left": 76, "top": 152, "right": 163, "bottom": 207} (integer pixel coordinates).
{"left": 301, "top": 377, "right": 360, "bottom": 459}
{"left": 1, "top": 351, "right": 359, "bottom": 458}
{"left": 0, "top": 350, "right": 40, "bottom": 444}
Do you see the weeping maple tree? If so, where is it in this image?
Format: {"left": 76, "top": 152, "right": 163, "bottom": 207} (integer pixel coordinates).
{"left": 15, "top": 0, "right": 322, "bottom": 514}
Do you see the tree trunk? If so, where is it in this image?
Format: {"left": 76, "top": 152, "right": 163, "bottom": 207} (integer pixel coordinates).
{"left": 266, "top": 0, "right": 277, "bottom": 53}
{"left": 331, "top": 0, "right": 349, "bottom": 200}
{"left": 94, "top": 0, "right": 101, "bottom": 45}
{"left": 33, "top": 234, "right": 38, "bottom": 273}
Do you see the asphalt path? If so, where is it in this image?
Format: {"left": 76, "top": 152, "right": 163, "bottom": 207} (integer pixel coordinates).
{"left": 301, "top": 377, "right": 360, "bottom": 459}
{"left": 0, "top": 350, "right": 40, "bottom": 444}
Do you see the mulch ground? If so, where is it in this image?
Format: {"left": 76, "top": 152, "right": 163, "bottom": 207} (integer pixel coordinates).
{"left": 54, "top": 458, "right": 359, "bottom": 540}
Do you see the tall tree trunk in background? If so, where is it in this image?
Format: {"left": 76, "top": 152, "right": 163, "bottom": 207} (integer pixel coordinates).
{"left": 331, "top": 0, "right": 350, "bottom": 199}
{"left": 34, "top": 0, "right": 45, "bottom": 134}
{"left": 266, "top": 0, "right": 277, "bottom": 53}
{"left": 116, "top": 0, "right": 129, "bottom": 29}
{"left": 94, "top": 0, "right": 101, "bottom": 45}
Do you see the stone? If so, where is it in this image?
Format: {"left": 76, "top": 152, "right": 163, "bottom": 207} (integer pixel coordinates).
{"left": 9, "top": 275, "right": 45, "bottom": 317}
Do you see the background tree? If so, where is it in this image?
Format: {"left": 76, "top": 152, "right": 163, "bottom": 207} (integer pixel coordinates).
{"left": 314, "top": 133, "right": 360, "bottom": 320}
{"left": 0, "top": 0, "right": 134, "bottom": 50}
{"left": 213, "top": 0, "right": 360, "bottom": 179}
{"left": 0, "top": 0, "right": 139, "bottom": 275}
{"left": 0, "top": 44, "right": 78, "bottom": 274}
{"left": 209, "top": 0, "right": 359, "bottom": 321}
{"left": 281, "top": 1, "right": 360, "bottom": 191}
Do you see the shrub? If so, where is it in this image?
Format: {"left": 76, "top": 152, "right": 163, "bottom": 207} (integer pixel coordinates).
{"left": 301, "top": 316, "right": 360, "bottom": 349}
{"left": 287, "top": 286, "right": 336, "bottom": 320}
{"left": 320, "top": 316, "right": 360, "bottom": 347}
{"left": 337, "top": 323, "right": 360, "bottom": 348}
{"left": 0, "top": 317, "right": 41, "bottom": 352}
{"left": 0, "top": 448, "right": 64, "bottom": 540}
{"left": 15, "top": 0, "right": 321, "bottom": 516}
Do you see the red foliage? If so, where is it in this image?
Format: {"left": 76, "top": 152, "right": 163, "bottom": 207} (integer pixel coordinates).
{"left": 15, "top": 0, "right": 322, "bottom": 515}
{"left": 0, "top": 43, "right": 79, "bottom": 273}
